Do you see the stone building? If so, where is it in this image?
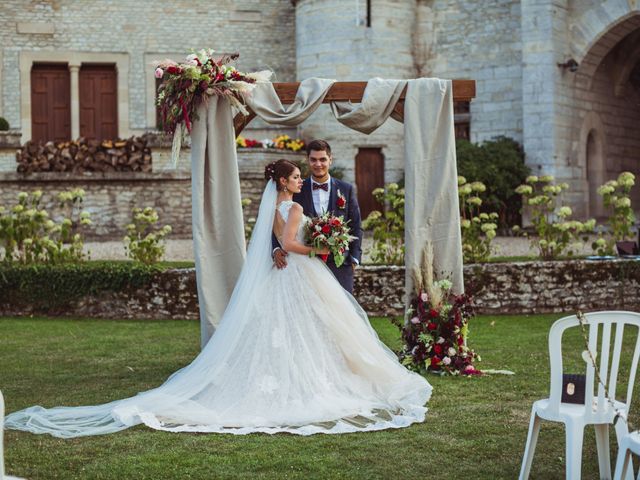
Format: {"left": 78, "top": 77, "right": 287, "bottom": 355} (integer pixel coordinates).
{"left": 0, "top": 0, "right": 639, "bottom": 219}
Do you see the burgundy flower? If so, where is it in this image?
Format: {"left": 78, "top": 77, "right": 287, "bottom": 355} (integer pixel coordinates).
{"left": 430, "top": 356, "right": 441, "bottom": 367}
{"left": 433, "top": 344, "right": 443, "bottom": 355}
{"left": 429, "top": 309, "right": 439, "bottom": 318}
{"left": 427, "top": 322, "right": 437, "bottom": 331}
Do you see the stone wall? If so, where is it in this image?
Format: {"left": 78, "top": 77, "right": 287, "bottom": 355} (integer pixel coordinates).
{"left": 2, "top": 259, "right": 638, "bottom": 320}
{"left": 0, "top": 149, "right": 306, "bottom": 239}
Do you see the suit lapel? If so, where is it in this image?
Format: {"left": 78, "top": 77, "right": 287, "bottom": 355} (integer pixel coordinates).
{"left": 303, "top": 178, "right": 317, "bottom": 216}
{"left": 328, "top": 178, "right": 338, "bottom": 215}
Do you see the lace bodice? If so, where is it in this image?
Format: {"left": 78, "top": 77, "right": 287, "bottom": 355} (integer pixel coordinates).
{"left": 276, "top": 200, "right": 306, "bottom": 243}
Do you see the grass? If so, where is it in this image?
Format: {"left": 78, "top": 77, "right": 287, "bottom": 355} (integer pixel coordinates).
{"left": 1, "top": 314, "right": 634, "bottom": 479}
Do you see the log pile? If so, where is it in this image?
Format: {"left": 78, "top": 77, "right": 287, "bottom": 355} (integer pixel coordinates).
{"left": 16, "top": 136, "right": 153, "bottom": 174}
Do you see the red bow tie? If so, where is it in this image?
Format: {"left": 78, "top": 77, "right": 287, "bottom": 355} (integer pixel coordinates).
{"left": 313, "top": 183, "right": 329, "bottom": 191}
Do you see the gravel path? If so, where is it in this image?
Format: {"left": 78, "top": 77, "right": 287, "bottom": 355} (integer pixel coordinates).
{"left": 84, "top": 235, "right": 600, "bottom": 262}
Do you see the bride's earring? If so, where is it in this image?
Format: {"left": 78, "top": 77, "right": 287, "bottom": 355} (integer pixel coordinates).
{"left": 283, "top": 185, "right": 288, "bottom": 193}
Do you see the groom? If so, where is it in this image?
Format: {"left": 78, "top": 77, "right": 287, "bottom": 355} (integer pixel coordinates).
{"left": 273, "top": 139, "right": 363, "bottom": 293}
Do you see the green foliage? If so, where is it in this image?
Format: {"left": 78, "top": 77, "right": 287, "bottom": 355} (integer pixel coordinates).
{"left": 0, "top": 261, "right": 162, "bottom": 309}
{"left": 0, "top": 116, "right": 9, "bottom": 131}
{"left": 0, "top": 188, "right": 90, "bottom": 264}
{"left": 513, "top": 175, "right": 595, "bottom": 260}
{"left": 458, "top": 177, "right": 498, "bottom": 263}
{"left": 456, "top": 136, "right": 530, "bottom": 228}
{"left": 241, "top": 197, "right": 256, "bottom": 242}
{"left": 362, "top": 183, "right": 405, "bottom": 265}
{"left": 594, "top": 171, "right": 636, "bottom": 255}
{"left": 124, "top": 207, "right": 172, "bottom": 265}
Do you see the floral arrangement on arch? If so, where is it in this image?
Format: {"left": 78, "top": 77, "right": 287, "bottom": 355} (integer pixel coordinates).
{"left": 399, "top": 243, "right": 481, "bottom": 375}
{"left": 154, "top": 49, "right": 270, "bottom": 136}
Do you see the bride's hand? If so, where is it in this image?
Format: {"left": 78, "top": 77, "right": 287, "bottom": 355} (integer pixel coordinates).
{"left": 315, "top": 246, "right": 330, "bottom": 255}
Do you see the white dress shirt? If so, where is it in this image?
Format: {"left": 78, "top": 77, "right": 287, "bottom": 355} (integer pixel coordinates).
{"left": 311, "top": 176, "right": 331, "bottom": 214}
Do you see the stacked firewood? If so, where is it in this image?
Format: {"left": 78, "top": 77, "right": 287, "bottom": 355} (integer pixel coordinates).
{"left": 16, "top": 136, "right": 153, "bottom": 174}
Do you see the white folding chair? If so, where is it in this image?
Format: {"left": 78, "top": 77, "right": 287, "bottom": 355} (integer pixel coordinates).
{"left": 519, "top": 311, "right": 640, "bottom": 480}
{"left": 614, "top": 430, "right": 640, "bottom": 480}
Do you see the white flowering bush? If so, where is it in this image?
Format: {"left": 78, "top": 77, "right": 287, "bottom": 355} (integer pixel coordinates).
{"left": 241, "top": 197, "right": 256, "bottom": 242}
{"left": 593, "top": 171, "right": 636, "bottom": 255}
{"left": 458, "top": 177, "right": 498, "bottom": 263}
{"left": 0, "top": 188, "right": 90, "bottom": 264}
{"left": 362, "top": 183, "right": 405, "bottom": 265}
{"left": 124, "top": 207, "right": 172, "bottom": 264}
{"left": 513, "top": 175, "right": 595, "bottom": 260}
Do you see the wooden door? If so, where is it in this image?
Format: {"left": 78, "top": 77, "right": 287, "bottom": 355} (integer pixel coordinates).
{"left": 355, "top": 147, "right": 385, "bottom": 219}
{"left": 80, "top": 64, "right": 117, "bottom": 140}
{"left": 31, "top": 63, "right": 71, "bottom": 142}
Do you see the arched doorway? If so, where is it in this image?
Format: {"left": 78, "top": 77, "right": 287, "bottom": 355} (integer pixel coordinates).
{"left": 573, "top": 14, "right": 640, "bottom": 216}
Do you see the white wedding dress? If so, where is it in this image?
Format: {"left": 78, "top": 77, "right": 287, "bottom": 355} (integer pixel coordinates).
{"left": 5, "top": 181, "right": 431, "bottom": 438}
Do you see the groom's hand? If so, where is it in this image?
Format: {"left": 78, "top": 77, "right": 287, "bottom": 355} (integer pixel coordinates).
{"left": 273, "top": 248, "right": 288, "bottom": 269}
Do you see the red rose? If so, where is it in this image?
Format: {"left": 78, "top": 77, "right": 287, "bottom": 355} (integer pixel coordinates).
{"left": 429, "top": 309, "right": 439, "bottom": 318}
{"left": 457, "top": 336, "right": 464, "bottom": 346}
{"left": 433, "top": 344, "right": 443, "bottom": 355}
{"left": 336, "top": 197, "right": 346, "bottom": 208}
{"left": 166, "top": 66, "right": 181, "bottom": 75}
{"left": 430, "top": 357, "right": 440, "bottom": 367}
{"left": 322, "top": 225, "right": 331, "bottom": 234}
{"left": 427, "top": 322, "right": 437, "bottom": 331}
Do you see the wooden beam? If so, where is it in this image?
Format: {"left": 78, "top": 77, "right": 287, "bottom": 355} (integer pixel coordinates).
{"left": 234, "top": 79, "right": 476, "bottom": 136}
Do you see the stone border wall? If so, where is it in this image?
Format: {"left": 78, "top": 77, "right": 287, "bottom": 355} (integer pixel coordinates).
{"left": 2, "top": 259, "right": 638, "bottom": 320}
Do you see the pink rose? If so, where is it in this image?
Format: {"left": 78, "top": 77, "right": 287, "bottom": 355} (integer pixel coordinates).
{"left": 442, "top": 356, "right": 451, "bottom": 365}
{"left": 410, "top": 316, "right": 420, "bottom": 324}
{"left": 154, "top": 67, "right": 164, "bottom": 79}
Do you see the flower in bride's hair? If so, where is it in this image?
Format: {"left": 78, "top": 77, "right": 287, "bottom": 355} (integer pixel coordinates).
{"left": 154, "top": 67, "right": 164, "bottom": 79}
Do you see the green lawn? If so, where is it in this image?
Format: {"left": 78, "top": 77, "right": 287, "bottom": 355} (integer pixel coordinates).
{"left": 0, "top": 314, "right": 633, "bottom": 479}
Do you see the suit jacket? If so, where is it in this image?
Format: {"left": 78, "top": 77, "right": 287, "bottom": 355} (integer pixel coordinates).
{"left": 272, "top": 177, "right": 363, "bottom": 265}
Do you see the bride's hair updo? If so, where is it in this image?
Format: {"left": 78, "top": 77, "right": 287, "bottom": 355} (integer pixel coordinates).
{"left": 264, "top": 159, "right": 299, "bottom": 191}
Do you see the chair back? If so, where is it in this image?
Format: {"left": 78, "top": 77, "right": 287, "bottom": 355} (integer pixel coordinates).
{"left": 547, "top": 311, "right": 640, "bottom": 420}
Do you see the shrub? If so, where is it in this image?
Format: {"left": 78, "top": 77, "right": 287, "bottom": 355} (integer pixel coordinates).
{"left": 458, "top": 177, "right": 498, "bottom": 263}
{"left": 241, "top": 197, "right": 256, "bottom": 242}
{"left": 124, "top": 207, "right": 172, "bottom": 264}
{"left": 0, "top": 117, "right": 9, "bottom": 131}
{"left": 0, "top": 188, "right": 90, "bottom": 264}
{"left": 456, "top": 136, "right": 530, "bottom": 229}
{"left": 593, "top": 171, "right": 636, "bottom": 255}
{"left": 362, "top": 183, "right": 405, "bottom": 265}
{"left": 513, "top": 175, "right": 595, "bottom": 260}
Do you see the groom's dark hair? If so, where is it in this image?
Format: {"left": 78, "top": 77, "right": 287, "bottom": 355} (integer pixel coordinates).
{"left": 306, "top": 139, "right": 332, "bottom": 156}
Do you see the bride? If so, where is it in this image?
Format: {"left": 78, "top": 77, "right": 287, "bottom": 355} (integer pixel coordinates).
{"left": 5, "top": 159, "right": 431, "bottom": 437}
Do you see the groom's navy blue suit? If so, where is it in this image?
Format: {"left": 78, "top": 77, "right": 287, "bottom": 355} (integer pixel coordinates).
{"left": 274, "top": 177, "right": 363, "bottom": 293}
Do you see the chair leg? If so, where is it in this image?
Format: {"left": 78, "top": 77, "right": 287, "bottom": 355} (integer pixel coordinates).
{"left": 565, "top": 420, "right": 586, "bottom": 480}
{"left": 614, "top": 421, "right": 635, "bottom": 480}
{"left": 595, "top": 424, "right": 612, "bottom": 479}
{"left": 613, "top": 444, "right": 631, "bottom": 480}
{"left": 519, "top": 410, "right": 542, "bottom": 480}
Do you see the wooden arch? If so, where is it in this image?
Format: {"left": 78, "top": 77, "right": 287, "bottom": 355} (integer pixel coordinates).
{"left": 233, "top": 79, "right": 476, "bottom": 136}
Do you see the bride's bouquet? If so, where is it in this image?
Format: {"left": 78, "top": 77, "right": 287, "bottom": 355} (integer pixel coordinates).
{"left": 305, "top": 213, "right": 356, "bottom": 267}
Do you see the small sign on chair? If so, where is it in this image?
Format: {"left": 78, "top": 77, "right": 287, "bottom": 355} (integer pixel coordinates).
{"left": 561, "top": 373, "right": 586, "bottom": 404}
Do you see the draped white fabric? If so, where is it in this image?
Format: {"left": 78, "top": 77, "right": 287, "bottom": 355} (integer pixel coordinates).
{"left": 331, "top": 77, "right": 463, "bottom": 295}
{"left": 190, "top": 98, "right": 246, "bottom": 347}
{"left": 5, "top": 181, "right": 431, "bottom": 437}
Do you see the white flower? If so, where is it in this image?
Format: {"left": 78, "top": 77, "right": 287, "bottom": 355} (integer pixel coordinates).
{"left": 420, "top": 292, "right": 428, "bottom": 302}
{"left": 410, "top": 316, "right": 420, "bottom": 324}
{"left": 448, "top": 347, "right": 457, "bottom": 356}
{"left": 442, "top": 356, "right": 451, "bottom": 365}
{"left": 437, "top": 337, "right": 445, "bottom": 344}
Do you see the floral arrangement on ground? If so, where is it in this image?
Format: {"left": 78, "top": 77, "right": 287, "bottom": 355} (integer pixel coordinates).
{"left": 236, "top": 134, "right": 305, "bottom": 152}
{"left": 398, "top": 244, "right": 482, "bottom": 375}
